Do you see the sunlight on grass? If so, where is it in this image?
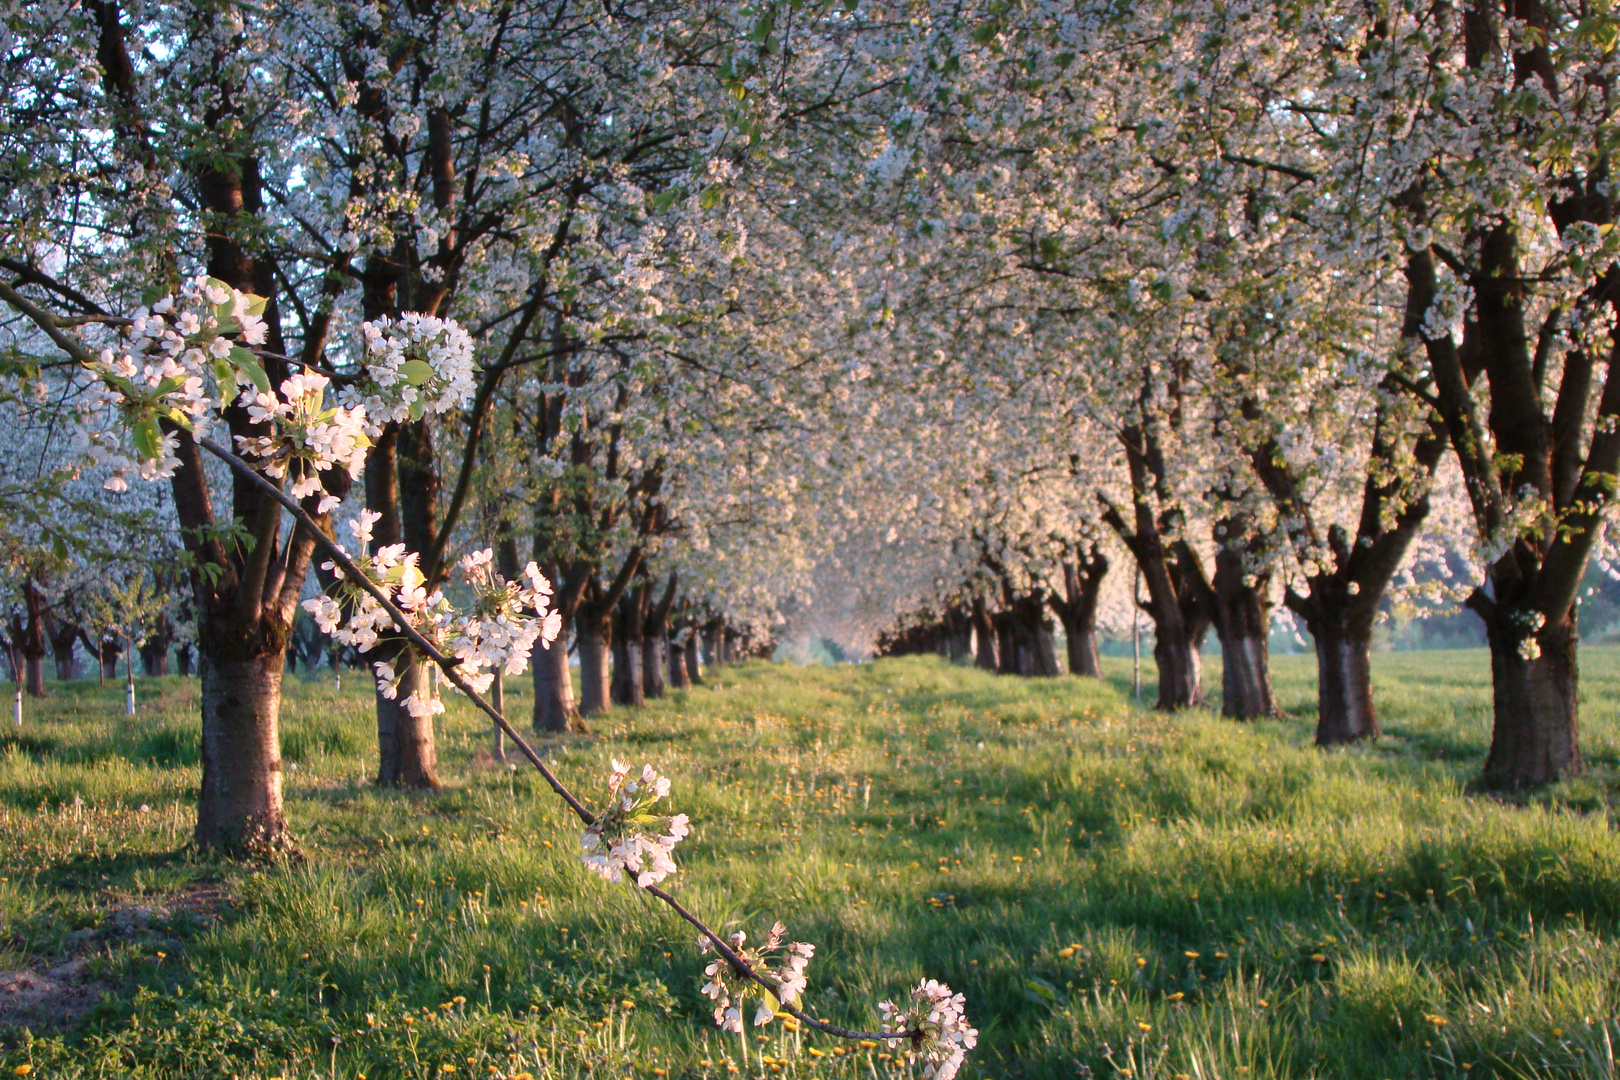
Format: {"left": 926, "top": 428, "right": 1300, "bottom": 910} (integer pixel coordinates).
{"left": 0, "top": 651, "right": 1617, "bottom": 1078}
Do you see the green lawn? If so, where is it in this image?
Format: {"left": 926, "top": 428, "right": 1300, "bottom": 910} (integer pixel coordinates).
{"left": 1, "top": 649, "right": 1619, "bottom": 1079}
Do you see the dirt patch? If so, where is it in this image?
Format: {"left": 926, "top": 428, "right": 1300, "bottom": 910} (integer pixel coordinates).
{"left": 0, "top": 884, "right": 232, "bottom": 1032}
{"left": 0, "top": 959, "right": 103, "bottom": 1030}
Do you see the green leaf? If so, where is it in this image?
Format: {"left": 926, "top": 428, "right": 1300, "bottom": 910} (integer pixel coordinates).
{"left": 232, "top": 349, "right": 271, "bottom": 394}
{"left": 401, "top": 358, "right": 436, "bottom": 386}
{"left": 132, "top": 418, "right": 162, "bottom": 461}
{"left": 408, "top": 396, "right": 426, "bottom": 421}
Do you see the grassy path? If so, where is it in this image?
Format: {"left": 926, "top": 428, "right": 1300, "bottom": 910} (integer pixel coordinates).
{"left": 0, "top": 651, "right": 1618, "bottom": 1079}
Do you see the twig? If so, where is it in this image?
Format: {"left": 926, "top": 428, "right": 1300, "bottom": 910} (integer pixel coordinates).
{"left": 0, "top": 275, "right": 913, "bottom": 1047}
{"left": 196, "top": 437, "right": 594, "bottom": 823}
{"left": 195, "top": 434, "right": 908, "bottom": 1044}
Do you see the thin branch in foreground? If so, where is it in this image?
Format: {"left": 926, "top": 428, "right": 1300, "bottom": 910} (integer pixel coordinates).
{"left": 195, "top": 435, "right": 907, "bottom": 1044}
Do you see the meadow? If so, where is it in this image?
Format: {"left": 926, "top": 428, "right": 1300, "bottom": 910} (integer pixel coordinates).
{"left": 0, "top": 650, "right": 1618, "bottom": 1080}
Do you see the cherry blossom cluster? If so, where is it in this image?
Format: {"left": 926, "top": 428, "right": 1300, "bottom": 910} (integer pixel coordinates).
{"left": 441, "top": 548, "right": 563, "bottom": 695}
{"left": 233, "top": 371, "right": 370, "bottom": 511}
{"left": 580, "top": 759, "right": 691, "bottom": 887}
{"left": 574, "top": 761, "right": 974, "bottom": 1066}
{"left": 347, "top": 314, "right": 478, "bottom": 427}
{"left": 304, "top": 512, "right": 562, "bottom": 717}
{"left": 73, "top": 276, "right": 268, "bottom": 490}
{"left": 698, "top": 921, "right": 815, "bottom": 1033}
{"left": 879, "top": 980, "right": 979, "bottom": 1080}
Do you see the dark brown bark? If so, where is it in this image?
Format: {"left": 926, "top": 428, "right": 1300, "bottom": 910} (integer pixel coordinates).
{"left": 993, "top": 607, "right": 1017, "bottom": 674}
{"left": 140, "top": 612, "right": 173, "bottom": 677}
{"left": 611, "top": 583, "right": 646, "bottom": 707}
{"left": 532, "top": 609, "right": 582, "bottom": 732}
{"left": 970, "top": 596, "right": 999, "bottom": 671}
{"left": 1002, "top": 590, "right": 1060, "bottom": 676}
{"left": 1154, "top": 631, "right": 1205, "bottom": 710}
{"left": 577, "top": 628, "right": 611, "bottom": 716}
{"left": 1309, "top": 607, "right": 1378, "bottom": 745}
{"left": 1099, "top": 415, "right": 1214, "bottom": 710}
{"left": 1050, "top": 547, "right": 1107, "bottom": 678}
{"left": 668, "top": 632, "right": 689, "bottom": 688}
{"left": 642, "top": 573, "right": 675, "bottom": 700}
{"left": 195, "top": 652, "right": 291, "bottom": 855}
{"left": 702, "top": 619, "right": 722, "bottom": 669}
{"left": 643, "top": 634, "right": 667, "bottom": 698}
{"left": 1212, "top": 539, "right": 1276, "bottom": 720}
{"left": 1400, "top": 27, "right": 1620, "bottom": 787}
{"left": 1478, "top": 603, "right": 1582, "bottom": 788}
{"left": 12, "top": 581, "right": 48, "bottom": 697}
{"left": 363, "top": 425, "right": 440, "bottom": 790}
{"left": 942, "top": 605, "right": 974, "bottom": 663}
{"left": 375, "top": 646, "right": 440, "bottom": 788}
{"left": 81, "top": 633, "right": 120, "bottom": 683}
{"left": 176, "top": 642, "right": 194, "bottom": 678}
{"left": 684, "top": 627, "right": 704, "bottom": 686}
{"left": 1246, "top": 234, "right": 1452, "bottom": 743}
{"left": 45, "top": 612, "right": 80, "bottom": 682}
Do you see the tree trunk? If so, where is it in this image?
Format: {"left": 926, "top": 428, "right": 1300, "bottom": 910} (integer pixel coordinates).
{"left": 943, "top": 606, "right": 973, "bottom": 663}
{"left": 23, "top": 655, "right": 45, "bottom": 698}
{"left": 610, "top": 587, "right": 645, "bottom": 707}
{"left": 532, "top": 622, "right": 584, "bottom": 733}
{"left": 195, "top": 651, "right": 292, "bottom": 854}
{"left": 175, "top": 642, "right": 194, "bottom": 678}
{"left": 668, "top": 634, "right": 689, "bottom": 688}
{"left": 642, "top": 572, "right": 676, "bottom": 699}
{"left": 375, "top": 646, "right": 440, "bottom": 789}
{"left": 1480, "top": 609, "right": 1583, "bottom": 789}
{"left": 702, "top": 621, "right": 722, "bottom": 668}
{"left": 610, "top": 632, "right": 644, "bottom": 706}
{"left": 46, "top": 615, "right": 79, "bottom": 682}
{"left": 1212, "top": 546, "right": 1276, "bottom": 719}
{"left": 1035, "top": 622, "right": 1061, "bottom": 677}
{"left": 1154, "top": 630, "right": 1205, "bottom": 710}
{"left": 577, "top": 628, "right": 611, "bottom": 716}
{"left": 14, "top": 584, "right": 47, "bottom": 697}
{"left": 83, "top": 636, "right": 119, "bottom": 682}
{"left": 50, "top": 637, "right": 77, "bottom": 682}
{"left": 1062, "top": 619, "right": 1101, "bottom": 677}
{"left": 994, "top": 611, "right": 1017, "bottom": 675}
{"left": 1312, "top": 617, "right": 1378, "bottom": 745}
{"left": 971, "top": 597, "right": 999, "bottom": 671}
{"left": 684, "top": 630, "right": 704, "bottom": 685}
{"left": 364, "top": 423, "right": 442, "bottom": 788}
{"left": 643, "top": 633, "right": 667, "bottom": 699}
{"left": 140, "top": 639, "right": 169, "bottom": 677}
{"left": 1053, "top": 548, "right": 1108, "bottom": 678}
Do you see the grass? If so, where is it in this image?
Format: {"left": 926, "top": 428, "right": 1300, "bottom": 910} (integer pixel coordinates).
{"left": 0, "top": 649, "right": 1618, "bottom": 1079}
